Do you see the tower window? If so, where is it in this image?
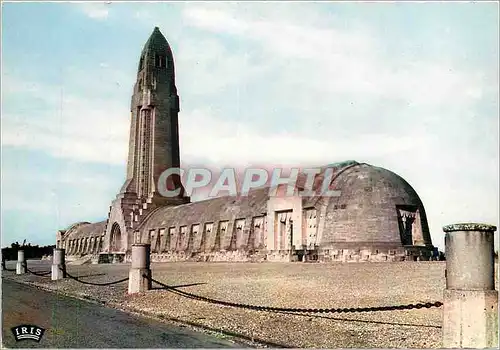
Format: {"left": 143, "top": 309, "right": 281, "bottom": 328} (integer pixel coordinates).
{"left": 139, "top": 55, "right": 145, "bottom": 71}
{"left": 155, "top": 54, "right": 166, "bottom": 68}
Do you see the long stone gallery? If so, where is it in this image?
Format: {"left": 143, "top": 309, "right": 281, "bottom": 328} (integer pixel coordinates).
{"left": 56, "top": 27, "right": 436, "bottom": 264}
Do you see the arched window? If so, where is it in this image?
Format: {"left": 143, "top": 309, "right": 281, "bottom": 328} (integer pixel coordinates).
{"left": 110, "top": 223, "right": 122, "bottom": 252}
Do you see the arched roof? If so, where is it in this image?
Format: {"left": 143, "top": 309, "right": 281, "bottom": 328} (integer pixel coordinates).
{"left": 139, "top": 160, "right": 382, "bottom": 232}
{"left": 319, "top": 162, "right": 432, "bottom": 247}
{"left": 65, "top": 221, "right": 107, "bottom": 239}
{"left": 141, "top": 187, "right": 270, "bottom": 231}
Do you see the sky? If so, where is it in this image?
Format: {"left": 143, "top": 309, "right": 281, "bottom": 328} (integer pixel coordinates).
{"left": 1, "top": 1, "right": 499, "bottom": 251}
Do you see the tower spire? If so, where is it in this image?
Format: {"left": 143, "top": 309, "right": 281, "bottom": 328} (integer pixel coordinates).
{"left": 121, "top": 27, "right": 186, "bottom": 203}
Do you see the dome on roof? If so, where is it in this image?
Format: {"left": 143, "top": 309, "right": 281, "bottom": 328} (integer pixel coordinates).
{"left": 320, "top": 163, "right": 432, "bottom": 248}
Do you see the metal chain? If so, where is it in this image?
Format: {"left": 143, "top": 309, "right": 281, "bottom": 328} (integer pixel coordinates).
{"left": 148, "top": 275, "right": 443, "bottom": 314}
{"left": 8, "top": 264, "right": 127, "bottom": 286}
{"left": 64, "top": 269, "right": 129, "bottom": 286}
{"left": 7, "top": 264, "right": 444, "bottom": 313}
{"left": 26, "top": 267, "right": 52, "bottom": 277}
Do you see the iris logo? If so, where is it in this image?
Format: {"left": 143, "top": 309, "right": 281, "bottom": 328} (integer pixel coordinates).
{"left": 11, "top": 324, "right": 45, "bottom": 342}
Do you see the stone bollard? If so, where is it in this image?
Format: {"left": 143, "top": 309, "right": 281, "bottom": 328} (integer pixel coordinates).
{"left": 128, "top": 244, "right": 151, "bottom": 294}
{"left": 442, "top": 223, "right": 498, "bottom": 348}
{"left": 16, "top": 250, "right": 27, "bottom": 274}
{"left": 51, "top": 248, "right": 66, "bottom": 280}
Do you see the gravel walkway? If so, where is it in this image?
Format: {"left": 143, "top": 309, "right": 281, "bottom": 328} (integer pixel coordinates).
{"left": 5, "top": 261, "right": 496, "bottom": 348}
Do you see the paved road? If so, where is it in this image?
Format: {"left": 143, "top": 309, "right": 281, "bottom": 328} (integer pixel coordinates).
{"left": 2, "top": 279, "right": 242, "bottom": 348}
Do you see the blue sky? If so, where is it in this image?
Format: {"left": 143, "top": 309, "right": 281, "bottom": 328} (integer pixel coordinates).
{"left": 1, "top": 2, "right": 498, "bottom": 250}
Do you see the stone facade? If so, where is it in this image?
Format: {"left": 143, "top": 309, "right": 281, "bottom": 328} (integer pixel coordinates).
{"left": 56, "top": 27, "right": 435, "bottom": 263}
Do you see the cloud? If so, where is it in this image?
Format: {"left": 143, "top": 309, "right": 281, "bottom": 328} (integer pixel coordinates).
{"left": 2, "top": 75, "right": 130, "bottom": 165}
{"left": 175, "top": 38, "right": 271, "bottom": 96}
{"left": 134, "top": 9, "right": 153, "bottom": 21}
{"left": 1, "top": 152, "right": 122, "bottom": 234}
{"left": 178, "top": 108, "right": 430, "bottom": 168}
{"left": 181, "top": 5, "right": 488, "bottom": 107}
{"left": 78, "top": 3, "right": 110, "bottom": 20}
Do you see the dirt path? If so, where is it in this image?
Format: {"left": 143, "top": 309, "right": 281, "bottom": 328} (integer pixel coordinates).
{"left": 2, "top": 278, "right": 243, "bottom": 348}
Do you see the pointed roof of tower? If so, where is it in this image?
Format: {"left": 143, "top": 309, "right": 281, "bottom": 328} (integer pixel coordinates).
{"left": 136, "top": 26, "right": 176, "bottom": 76}
{"left": 141, "top": 26, "right": 172, "bottom": 56}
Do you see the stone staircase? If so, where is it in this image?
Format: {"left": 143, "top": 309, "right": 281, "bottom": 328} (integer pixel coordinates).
{"left": 102, "top": 191, "right": 190, "bottom": 241}
{"left": 129, "top": 195, "right": 158, "bottom": 230}
{"left": 129, "top": 194, "right": 190, "bottom": 230}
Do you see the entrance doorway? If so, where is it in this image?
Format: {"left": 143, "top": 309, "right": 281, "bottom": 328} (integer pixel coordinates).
{"left": 110, "top": 223, "right": 122, "bottom": 252}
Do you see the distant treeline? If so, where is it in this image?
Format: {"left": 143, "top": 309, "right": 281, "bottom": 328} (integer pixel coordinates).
{"left": 1, "top": 242, "right": 55, "bottom": 261}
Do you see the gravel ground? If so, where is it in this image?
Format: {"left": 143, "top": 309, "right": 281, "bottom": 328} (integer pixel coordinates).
{"left": 4, "top": 261, "right": 498, "bottom": 348}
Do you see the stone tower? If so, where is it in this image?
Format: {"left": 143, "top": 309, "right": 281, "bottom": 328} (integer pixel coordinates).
{"left": 102, "top": 27, "right": 189, "bottom": 260}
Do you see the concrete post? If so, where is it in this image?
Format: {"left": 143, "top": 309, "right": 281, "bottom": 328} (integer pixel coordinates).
{"left": 51, "top": 248, "right": 66, "bottom": 280}
{"left": 128, "top": 244, "right": 151, "bottom": 294}
{"left": 442, "top": 223, "right": 498, "bottom": 348}
{"left": 16, "top": 250, "right": 26, "bottom": 274}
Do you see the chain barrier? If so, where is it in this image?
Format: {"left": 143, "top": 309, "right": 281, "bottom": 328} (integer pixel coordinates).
{"left": 3, "top": 261, "right": 51, "bottom": 275}
{"left": 8, "top": 263, "right": 128, "bottom": 286}
{"left": 7, "top": 262, "right": 443, "bottom": 313}
{"left": 147, "top": 275, "right": 443, "bottom": 314}
{"left": 64, "top": 268, "right": 129, "bottom": 286}
{"left": 26, "top": 267, "right": 52, "bottom": 277}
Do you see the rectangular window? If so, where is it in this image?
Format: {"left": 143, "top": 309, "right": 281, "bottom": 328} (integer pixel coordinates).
{"left": 167, "top": 227, "right": 175, "bottom": 251}
{"left": 201, "top": 223, "right": 213, "bottom": 251}
{"left": 219, "top": 221, "right": 228, "bottom": 233}
{"left": 191, "top": 224, "right": 200, "bottom": 235}
{"left": 235, "top": 219, "right": 245, "bottom": 231}
{"left": 179, "top": 226, "right": 187, "bottom": 250}
{"left": 159, "top": 228, "right": 165, "bottom": 252}
{"left": 152, "top": 229, "right": 160, "bottom": 253}
{"left": 204, "top": 222, "right": 213, "bottom": 233}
